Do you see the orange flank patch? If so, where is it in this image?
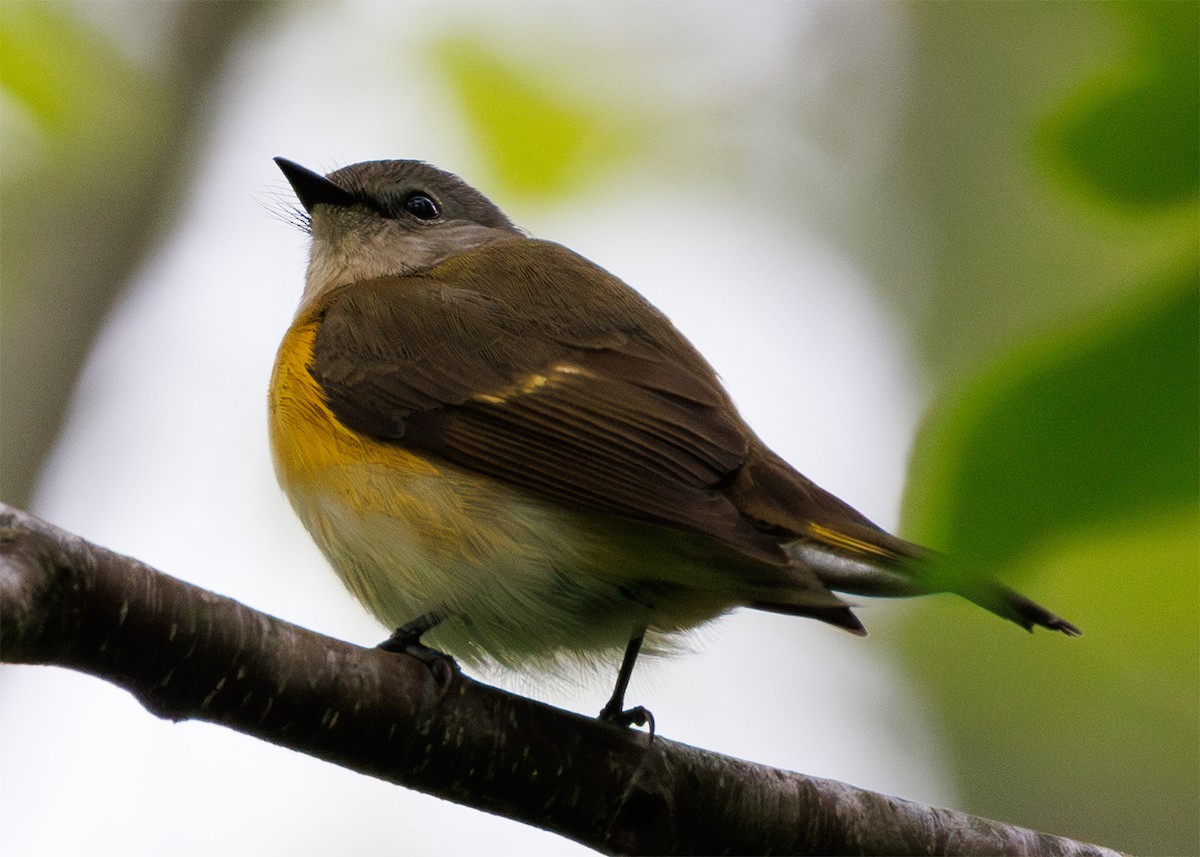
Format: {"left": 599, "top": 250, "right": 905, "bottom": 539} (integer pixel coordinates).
{"left": 268, "top": 318, "right": 440, "bottom": 489}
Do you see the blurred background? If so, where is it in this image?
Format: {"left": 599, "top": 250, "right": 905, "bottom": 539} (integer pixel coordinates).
{"left": 1, "top": 2, "right": 1195, "bottom": 855}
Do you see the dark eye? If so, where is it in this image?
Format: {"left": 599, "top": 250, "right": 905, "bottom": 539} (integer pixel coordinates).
{"left": 403, "top": 192, "right": 440, "bottom": 220}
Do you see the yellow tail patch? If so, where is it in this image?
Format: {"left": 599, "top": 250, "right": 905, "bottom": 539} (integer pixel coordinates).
{"left": 806, "top": 522, "right": 896, "bottom": 560}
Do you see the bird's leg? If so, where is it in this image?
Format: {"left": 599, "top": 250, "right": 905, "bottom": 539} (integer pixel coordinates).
{"left": 598, "top": 624, "right": 654, "bottom": 734}
{"left": 377, "top": 612, "right": 459, "bottom": 691}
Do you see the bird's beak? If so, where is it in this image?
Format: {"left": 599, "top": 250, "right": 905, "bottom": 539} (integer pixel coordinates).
{"left": 274, "top": 157, "right": 357, "bottom": 213}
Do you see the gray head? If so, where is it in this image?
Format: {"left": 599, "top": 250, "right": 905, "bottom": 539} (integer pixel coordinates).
{"left": 275, "top": 158, "right": 526, "bottom": 310}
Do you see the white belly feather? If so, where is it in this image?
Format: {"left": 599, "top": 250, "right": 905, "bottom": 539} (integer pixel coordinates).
{"left": 284, "top": 463, "right": 718, "bottom": 673}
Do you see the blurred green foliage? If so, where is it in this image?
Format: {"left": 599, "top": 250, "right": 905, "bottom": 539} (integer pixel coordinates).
{"left": 0, "top": 0, "right": 168, "bottom": 305}
{"left": 900, "top": 509, "right": 1198, "bottom": 852}
{"left": 1038, "top": 1, "right": 1198, "bottom": 210}
{"left": 0, "top": 2, "right": 95, "bottom": 135}
{"left": 906, "top": 268, "right": 1198, "bottom": 579}
{"left": 431, "top": 35, "right": 643, "bottom": 198}
{"left": 894, "top": 1, "right": 1195, "bottom": 385}
{"left": 0, "top": 2, "right": 163, "bottom": 167}
{"left": 897, "top": 3, "right": 1198, "bottom": 853}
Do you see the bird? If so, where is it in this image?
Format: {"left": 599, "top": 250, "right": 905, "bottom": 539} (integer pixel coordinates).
{"left": 268, "top": 156, "right": 1079, "bottom": 726}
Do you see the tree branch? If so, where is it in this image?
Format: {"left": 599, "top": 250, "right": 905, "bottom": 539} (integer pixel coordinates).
{"left": 0, "top": 503, "right": 1120, "bottom": 856}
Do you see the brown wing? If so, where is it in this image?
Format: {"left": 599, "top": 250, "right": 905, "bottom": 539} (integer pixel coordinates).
{"left": 310, "top": 239, "right": 791, "bottom": 566}
{"left": 303, "top": 237, "right": 1079, "bottom": 638}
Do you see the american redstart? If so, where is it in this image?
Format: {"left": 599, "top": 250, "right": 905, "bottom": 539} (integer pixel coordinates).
{"left": 269, "top": 157, "right": 1079, "bottom": 725}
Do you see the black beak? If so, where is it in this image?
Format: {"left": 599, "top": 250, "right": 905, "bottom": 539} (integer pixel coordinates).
{"left": 274, "top": 157, "right": 357, "bottom": 213}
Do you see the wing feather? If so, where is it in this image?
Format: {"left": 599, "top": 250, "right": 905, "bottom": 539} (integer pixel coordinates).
{"left": 305, "top": 238, "right": 1078, "bottom": 636}
{"left": 311, "top": 240, "right": 787, "bottom": 565}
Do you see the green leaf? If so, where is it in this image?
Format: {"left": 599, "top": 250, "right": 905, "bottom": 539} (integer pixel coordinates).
{"left": 1038, "top": 1, "right": 1199, "bottom": 209}
{"left": 903, "top": 260, "right": 1198, "bottom": 585}
{"left": 893, "top": 507, "right": 1198, "bottom": 854}
{"left": 890, "top": 2, "right": 1195, "bottom": 382}
{"left": 897, "top": 245, "right": 1198, "bottom": 856}
{"left": 0, "top": 2, "right": 154, "bottom": 144}
{"left": 0, "top": 2, "right": 168, "bottom": 304}
{"left": 430, "top": 35, "right": 642, "bottom": 198}
{"left": 890, "top": 5, "right": 1198, "bottom": 852}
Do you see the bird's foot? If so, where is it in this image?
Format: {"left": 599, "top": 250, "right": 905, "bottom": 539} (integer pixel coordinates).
{"left": 377, "top": 614, "right": 459, "bottom": 693}
{"left": 598, "top": 702, "right": 656, "bottom": 738}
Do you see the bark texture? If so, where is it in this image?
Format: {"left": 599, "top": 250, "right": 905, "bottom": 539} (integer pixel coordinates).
{"left": 0, "top": 504, "right": 1122, "bottom": 857}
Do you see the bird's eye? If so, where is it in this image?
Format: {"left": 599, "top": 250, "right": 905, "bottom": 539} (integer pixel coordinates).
{"left": 403, "top": 192, "right": 440, "bottom": 220}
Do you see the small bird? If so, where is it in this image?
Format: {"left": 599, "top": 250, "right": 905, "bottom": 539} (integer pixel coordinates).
{"left": 268, "top": 157, "right": 1079, "bottom": 725}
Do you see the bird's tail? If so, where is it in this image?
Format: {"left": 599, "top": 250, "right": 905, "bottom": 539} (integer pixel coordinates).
{"left": 788, "top": 521, "right": 1080, "bottom": 636}
{"left": 962, "top": 581, "right": 1081, "bottom": 636}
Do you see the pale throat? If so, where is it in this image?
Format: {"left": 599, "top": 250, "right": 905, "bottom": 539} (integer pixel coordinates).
{"left": 300, "top": 233, "right": 400, "bottom": 314}
{"left": 297, "top": 220, "right": 524, "bottom": 316}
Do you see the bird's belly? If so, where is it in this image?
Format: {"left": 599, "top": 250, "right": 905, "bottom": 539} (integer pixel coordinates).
{"left": 283, "top": 458, "right": 722, "bottom": 670}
